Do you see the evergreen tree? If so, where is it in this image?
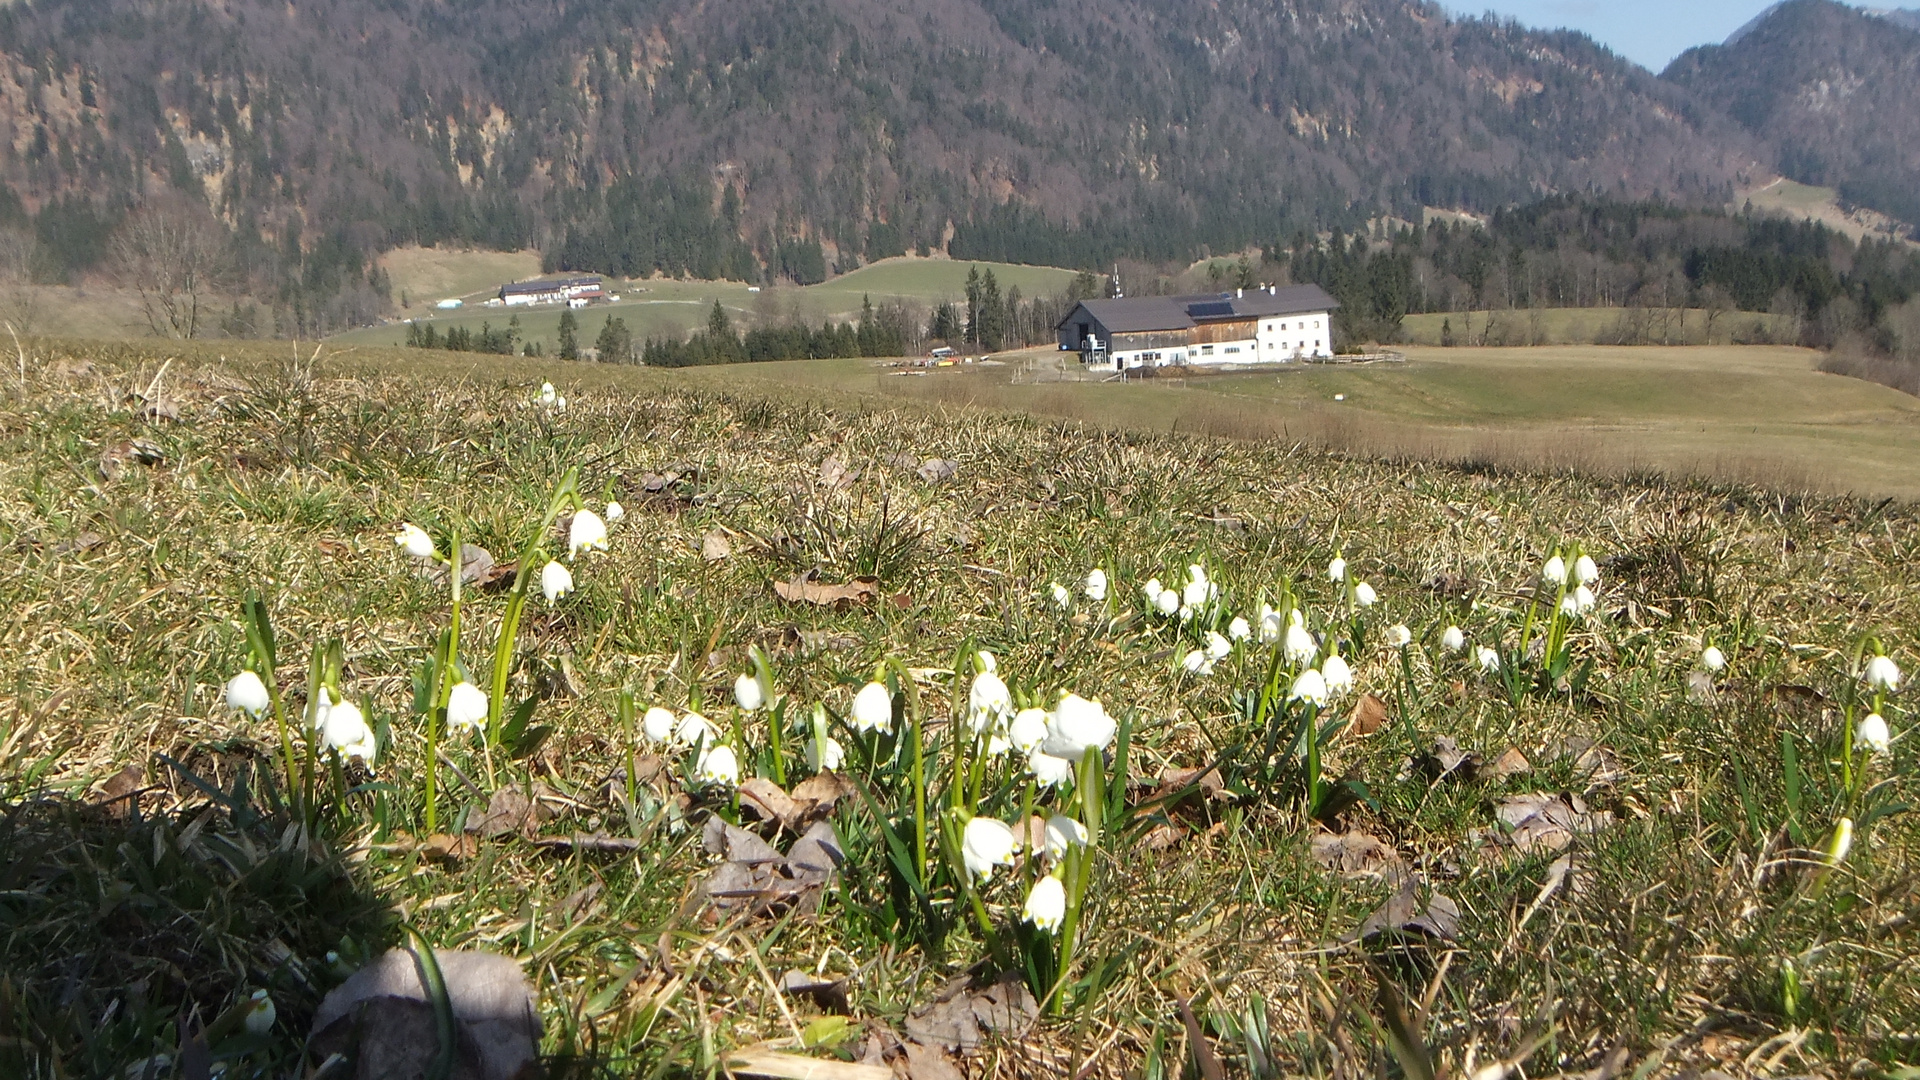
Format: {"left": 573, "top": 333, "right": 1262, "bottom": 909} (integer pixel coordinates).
{"left": 977, "top": 270, "right": 1005, "bottom": 351}
{"left": 963, "top": 266, "right": 983, "bottom": 345}
{"left": 595, "top": 315, "right": 633, "bottom": 363}
{"left": 558, "top": 309, "right": 579, "bottom": 361}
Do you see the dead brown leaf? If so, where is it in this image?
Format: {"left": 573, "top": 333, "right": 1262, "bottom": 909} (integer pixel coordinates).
{"left": 914, "top": 458, "right": 958, "bottom": 483}
{"left": 903, "top": 974, "right": 1037, "bottom": 1051}
{"left": 701, "top": 529, "right": 734, "bottom": 561}
{"left": 1348, "top": 693, "right": 1389, "bottom": 737}
{"left": 464, "top": 787, "right": 553, "bottom": 839}
{"left": 1419, "top": 736, "right": 1483, "bottom": 782}
{"left": 1351, "top": 877, "right": 1460, "bottom": 943}
{"left": 99, "top": 438, "right": 164, "bottom": 481}
{"left": 790, "top": 771, "right": 856, "bottom": 817}
{"left": 739, "top": 778, "right": 802, "bottom": 829}
{"left": 421, "top": 832, "right": 478, "bottom": 862}
{"left": 1540, "top": 737, "right": 1623, "bottom": 784}
{"left": 1143, "top": 823, "right": 1189, "bottom": 851}
{"left": 52, "top": 532, "right": 104, "bottom": 556}
{"left": 93, "top": 764, "right": 144, "bottom": 820}
{"left": 1484, "top": 792, "right": 1614, "bottom": 856}
{"left": 818, "top": 455, "right": 859, "bottom": 490}
{"left": 773, "top": 570, "right": 878, "bottom": 609}
{"left": 1310, "top": 831, "right": 1407, "bottom": 881}
{"left": 1486, "top": 746, "right": 1532, "bottom": 779}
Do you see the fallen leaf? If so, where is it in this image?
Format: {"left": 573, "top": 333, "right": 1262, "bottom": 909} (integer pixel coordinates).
{"left": 773, "top": 570, "right": 878, "bottom": 609}
{"left": 739, "top": 778, "right": 802, "bottom": 829}
{"left": 1310, "top": 831, "right": 1407, "bottom": 881}
{"left": 1419, "top": 736, "right": 1483, "bottom": 782}
{"left": 99, "top": 438, "right": 165, "bottom": 481}
{"left": 702, "top": 529, "right": 734, "bottom": 561}
{"left": 93, "top": 764, "right": 144, "bottom": 819}
{"left": 316, "top": 538, "right": 352, "bottom": 558}
{"left": 458, "top": 543, "right": 513, "bottom": 589}
{"left": 703, "top": 817, "right": 784, "bottom": 865}
{"left": 915, "top": 458, "right": 958, "bottom": 483}
{"left": 1540, "top": 737, "right": 1622, "bottom": 784}
{"left": 899, "top": 1040, "right": 965, "bottom": 1080}
{"left": 310, "top": 947, "right": 539, "bottom": 1080}
{"left": 52, "top": 532, "right": 104, "bottom": 556}
{"left": 1486, "top": 746, "right": 1532, "bottom": 779}
{"left": 1425, "top": 572, "right": 1478, "bottom": 599}
{"left": 1687, "top": 670, "right": 1716, "bottom": 704}
{"left": 1348, "top": 693, "right": 1389, "bottom": 737}
{"left": 421, "top": 832, "right": 478, "bottom": 861}
{"left": 790, "top": 771, "right": 856, "bottom": 817}
{"left": 818, "top": 456, "right": 859, "bottom": 490}
{"left": 903, "top": 973, "right": 1037, "bottom": 1051}
{"left": 465, "top": 787, "right": 552, "bottom": 839}
{"left": 786, "top": 628, "right": 861, "bottom": 654}
{"left": 1143, "top": 824, "right": 1189, "bottom": 851}
{"left": 786, "top": 821, "right": 846, "bottom": 885}
{"left": 1153, "top": 766, "right": 1227, "bottom": 803}
{"left": 141, "top": 395, "right": 182, "bottom": 422}
{"left": 1485, "top": 792, "right": 1614, "bottom": 856}
{"left": 727, "top": 1048, "right": 888, "bottom": 1080}
{"left": 1352, "top": 877, "right": 1460, "bottom": 943}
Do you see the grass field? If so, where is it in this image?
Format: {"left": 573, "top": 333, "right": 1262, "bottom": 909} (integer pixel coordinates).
{"left": 1399, "top": 307, "right": 1793, "bottom": 347}
{"left": 4, "top": 338, "right": 1915, "bottom": 1078}
{"left": 1739, "top": 178, "right": 1916, "bottom": 247}
{"left": 378, "top": 246, "right": 545, "bottom": 310}
{"left": 331, "top": 256, "right": 1084, "bottom": 352}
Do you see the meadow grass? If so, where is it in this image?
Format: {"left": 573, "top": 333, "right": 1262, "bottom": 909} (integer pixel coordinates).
{"left": 2, "top": 338, "right": 1917, "bottom": 1078}
{"left": 379, "top": 246, "right": 546, "bottom": 310}
{"left": 1398, "top": 308, "right": 1794, "bottom": 347}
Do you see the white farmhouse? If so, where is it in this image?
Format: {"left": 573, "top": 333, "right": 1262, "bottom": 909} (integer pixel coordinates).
{"left": 498, "top": 274, "right": 605, "bottom": 307}
{"left": 1054, "top": 284, "right": 1339, "bottom": 370}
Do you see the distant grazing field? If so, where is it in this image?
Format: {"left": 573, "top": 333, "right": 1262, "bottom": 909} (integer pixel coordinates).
{"left": 1399, "top": 307, "right": 1793, "bottom": 347}
{"left": 330, "top": 256, "right": 1083, "bottom": 351}
{"left": 378, "top": 246, "right": 544, "bottom": 310}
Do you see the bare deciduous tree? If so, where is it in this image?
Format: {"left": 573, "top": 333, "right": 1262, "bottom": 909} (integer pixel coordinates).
{"left": 0, "top": 227, "right": 43, "bottom": 337}
{"left": 111, "top": 198, "right": 228, "bottom": 339}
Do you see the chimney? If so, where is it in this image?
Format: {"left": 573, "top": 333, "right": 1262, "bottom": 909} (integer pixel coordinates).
{"left": 1236, "top": 287, "right": 1243, "bottom": 299}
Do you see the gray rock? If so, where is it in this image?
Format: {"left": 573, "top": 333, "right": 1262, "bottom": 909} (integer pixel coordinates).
{"left": 309, "top": 947, "right": 541, "bottom": 1080}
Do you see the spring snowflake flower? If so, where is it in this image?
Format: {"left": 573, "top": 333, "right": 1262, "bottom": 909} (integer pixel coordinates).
{"left": 1182, "top": 650, "right": 1213, "bottom": 676}
{"left": 695, "top": 744, "right": 740, "bottom": 788}
{"left": 1865, "top": 654, "right": 1902, "bottom": 692}
{"left": 806, "top": 736, "right": 845, "bottom": 772}
{"left": 243, "top": 990, "right": 275, "bottom": 1036}
{"left": 977, "top": 650, "right": 998, "bottom": 673}
{"left": 850, "top": 681, "right": 895, "bottom": 734}
{"left": 226, "top": 671, "right": 270, "bottom": 717}
{"left": 1044, "top": 813, "right": 1089, "bottom": 860}
{"left": 1042, "top": 693, "right": 1117, "bottom": 759}
{"left": 1571, "top": 584, "right": 1596, "bottom": 614}
{"left": 967, "top": 665, "right": 1014, "bottom": 734}
{"left": 1289, "top": 668, "right": 1328, "bottom": 706}
{"left": 1700, "top": 646, "right": 1727, "bottom": 672}
{"left": 604, "top": 501, "right": 625, "bottom": 524}
{"left": 1354, "top": 582, "right": 1377, "bottom": 607}
{"left": 642, "top": 706, "right": 677, "bottom": 743}
{"left": 1050, "top": 582, "right": 1071, "bottom": 609}
{"left": 1205, "top": 630, "right": 1233, "bottom": 661}
{"left": 1476, "top": 646, "right": 1501, "bottom": 674}
{"left": 1321, "top": 654, "right": 1354, "bottom": 696}
{"left": 1229, "top": 616, "right": 1252, "bottom": 641}
{"left": 395, "top": 523, "right": 437, "bottom": 561}
{"left": 1084, "top": 568, "right": 1108, "bottom": 602}
{"left": 318, "top": 699, "right": 377, "bottom": 764}
{"left": 1284, "top": 622, "right": 1318, "bottom": 666}
{"left": 675, "top": 711, "right": 719, "bottom": 747}
{"left": 1826, "top": 817, "right": 1854, "bottom": 867}
{"left": 1023, "top": 874, "right": 1066, "bottom": 932}
{"left": 733, "top": 673, "right": 765, "bottom": 712}
{"left": 540, "top": 560, "right": 574, "bottom": 602}
{"left": 445, "top": 681, "right": 488, "bottom": 735}
{"left": 1559, "top": 592, "right": 1581, "bottom": 618}
{"left": 1009, "top": 708, "right": 1050, "bottom": 753}
{"left": 1155, "top": 588, "right": 1180, "bottom": 617}
{"left": 537, "top": 382, "right": 558, "bottom": 406}
{"left": 960, "top": 816, "right": 1020, "bottom": 880}
{"left": 1028, "top": 749, "right": 1074, "bottom": 787}
{"left": 1258, "top": 605, "right": 1284, "bottom": 644}
{"left": 1182, "top": 576, "right": 1214, "bottom": 609}
{"left": 1385, "top": 624, "right": 1412, "bottom": 649}
{"left": 1541, "top": 555, "right": 1568, "bottom": 586}
{"left": 1328, "top": 556, "right": 1345, "bottom": 582}
{"left": 1856, "top": 712, "right": 1891, "bottom": 755}
{"left": 1141, "top": 579, "right": 1164, "bottom": 605}
{"left": 568, "top": 509, "right": 609, "bottom": 558}
{"left": 1441, "top": 626, "right": 1466, "bottom": 653}
{"left": 1574, "top": 554, "right": 1599, "bottom": 585}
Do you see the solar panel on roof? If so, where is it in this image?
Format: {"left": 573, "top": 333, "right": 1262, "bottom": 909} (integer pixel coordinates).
{"left": 1186, "top": 300, "right": 1235, "bottom": 318}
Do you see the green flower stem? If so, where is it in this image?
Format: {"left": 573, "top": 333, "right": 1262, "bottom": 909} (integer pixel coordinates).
{"left": 484, "top": 468, "right": 581, "bottom": 784}
{"left": 887, "top": 658, "right": 929, "bottom": 878}
{"left": 243, "top": 604, "right": 300, "bottom": 819}
{"left": 424, "top": 528, "right": 462, "bottom": 835}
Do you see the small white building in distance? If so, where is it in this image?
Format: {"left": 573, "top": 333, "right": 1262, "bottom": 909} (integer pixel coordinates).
{"left": 1054, "top": 284, "right": 1339, "bottom": 370}
{"left": 499, "top": 274, "right": 604, "bottom": 306}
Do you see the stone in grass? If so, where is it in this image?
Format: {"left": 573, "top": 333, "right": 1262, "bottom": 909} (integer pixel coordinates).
{"left": 309, "top": 947, "right": 540, "bottom": 1080}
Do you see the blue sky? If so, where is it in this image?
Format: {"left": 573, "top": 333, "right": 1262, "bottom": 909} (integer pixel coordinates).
{"left": 1443, "top": 1, "right": 1786, "bottom": 72}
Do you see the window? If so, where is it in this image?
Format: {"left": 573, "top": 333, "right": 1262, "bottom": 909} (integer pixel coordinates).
{"left": 1225, "top": 345, "right": 1240, "bottom": 354}
{"left": 1202, "top": 344, "right": 1214, "bottom": 355}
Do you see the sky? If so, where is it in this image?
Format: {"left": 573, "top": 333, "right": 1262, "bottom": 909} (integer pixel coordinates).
{"left": 1443, "top": 1, "right": 1788, "bottom": 72}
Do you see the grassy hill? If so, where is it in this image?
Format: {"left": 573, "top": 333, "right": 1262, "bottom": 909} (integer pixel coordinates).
{"left": 3, "top": 339, "right": 1917, "bottom": 1074}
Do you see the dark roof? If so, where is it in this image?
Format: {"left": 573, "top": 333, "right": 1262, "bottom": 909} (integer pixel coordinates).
{"left": 501, "top": 275, "right": 603, "bottom": 295}
{"left": 1058, "top": 284, "right": 1338, "bottom": 333}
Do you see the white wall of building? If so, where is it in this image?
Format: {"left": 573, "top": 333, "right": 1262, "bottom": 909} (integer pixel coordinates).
{"left": 1255, "top": 312, "right": 1332, "bottom": 359}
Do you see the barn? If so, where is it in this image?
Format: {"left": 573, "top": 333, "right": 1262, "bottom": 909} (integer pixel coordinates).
{"left": 1054, "top": 284, "right": 1339, "bottom": 370}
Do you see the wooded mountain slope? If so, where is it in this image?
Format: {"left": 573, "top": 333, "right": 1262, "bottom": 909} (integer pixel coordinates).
{"left": 0, "top": 0, "right": 1764, "bottom": 279}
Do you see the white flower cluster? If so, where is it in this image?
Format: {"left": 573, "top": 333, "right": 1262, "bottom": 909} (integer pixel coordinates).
{"left": 965, "top": 652, "right": 1119, "bottom": 787}
{"left": 226, "top": 672, "right": 383, "bottom": 765}
{"left": 637, "top": 706, "right": 739, "bottom": 787}
{"left": 535, "top": 381, "right": 568, "bottom": 411}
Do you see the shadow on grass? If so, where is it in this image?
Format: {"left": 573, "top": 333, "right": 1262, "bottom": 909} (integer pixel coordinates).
{"left": 0, "top": 748, "right": 399, "bottom": 1078}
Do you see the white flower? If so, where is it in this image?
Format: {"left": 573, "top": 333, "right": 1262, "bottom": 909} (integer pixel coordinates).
{"left": 310, "top": 686, "right": 334, "bottom": 730}
{"left": 1022, "top": 874, "right": 1066, "bottom": 932}
{"left": 1321, "top": 654, "right": 1353, "bottom": 696}
{"left": 1050, "top": 582, "right": 1072, "bottom": 609}
{"left": 568, "top": 509, "right": 609, "bottom": 557}
{"left": 1700, "top": 646, "right": 1727, "bottom": 672}
{"left": 1856, "top": 712, "right": 1891, "bottom": 755}
{"left": 1541, "top": 555, "right": 1568, "bottom": 586}
{"left": 1182, "top": 577, "right": 1214, "bottom": 609}
{"left": 695, "top": 744, "right": 739, "bottom": 788}
{"left": 1008, "top": 707, "right": 1050, "bottom": 753}
{"left": 960, "top": 816, "right": 1020, "bottom": 880}
{"left": 1229, "top": 616, "right": 1252, "bottom": 641}
{"left": 1177, "top": 604, "right": 1195, "bottom": 622}
{"left": 395, "top": 523, "right": 437, "bottom": 560}
{"left": 1328, "top": 556, "right": 1345, "bottom": 582}
{"left": 537, "top": 381, "right": 557, "bottom": 405}
{"left": 1354, "top": 581, "right": 1377, "bottom": 607}
{"left": 1028, "top": 749, "right": 1074, "bottom": 787}
{"left": 1865, "top": 654, "right": 1902, "bottom": 692}
{"left": 1188, "top": 563, "right": 1209, "bottom": 585}
{"left": 1182, "top": 650, "right": 1214, "bottom": 676}
{"left": 226, "top": 671, "right": 270, "bottom": 717}
{"left": 1041, "top": 693, "right": 1117, "bottom": 759}
{"left": 850, "top": 682, "right": 895, "bottom": 734}
{"left": 1476, "top": 646, "right": 1501, "bottom": 674}
{"left": 243, "top": 989, "right": 275, "bottom": 1036}
{"left": 1284, "top": 622, "right": 1318, "bottom": 666}
{"left": 445, "top": 681, "right": 488, "bottom": 735}
{"left": 1385, "top": 624, "right": 1412, "bottom": 649}
{"left": 1258, "top": 605, "right": 1283, "bottom": 644}
{"left": 1044, "top": 813, "right": 1089, "bottom": 860}
{"left": 554, "top": 395, "right": 567, "bottom": 411}
{"left": 806, "top": 736, "right": 845, "bottom": 771}
{"left": 1571, "top": 584, "right": 1596, "bottom": 614}
{"left": 733, "top": 673, "right": 765, "bottom": 712}
{"left": 985, "top": 731, "right": 1013, "bottom": 757}
{"left": 604, "top": 501, "right": 625, "bottom": 523}
{"left": 1289, "top": 608, "right": 1305, "bottom": 627}
{"left": 976, "top": 650, "right": 998, "bottom": 674}
{"left": 642, "top": 706, "right": 677, "bottom": 743}
{"left": 540, "top": 560, "right": 574, "bottom": 602}
{"left": 318, "top": 699, "right": 376, "bottom": 764}
{"left": 1205, "top": 630, "right": 1232, "bottom": 661}
{"left": 675, "top": 711, "right": 718, "bottom": 747}
{"left": 1289, "top": 668, "right": 1328, "bottom": 706}
{"left": 1574, "top": 554, "right": 1599, "bottom": 585}
{"left": 1559, "top": 593, "right": 1581, "bottom": 618}
{"left": 1155, "top": 588, "right": 1180, "bottom": 616}
{"left": 967, "top": 669, "right": 1013, "bottom": 734}
{"left": 1141, "top": 578, "right": 1164, "bottom": 604}
{"left": 1441, "top": 625, "right": 1466, "bottom": 653}
{"left": 1083, "top": 568, "right": 1108, "bottom": 602}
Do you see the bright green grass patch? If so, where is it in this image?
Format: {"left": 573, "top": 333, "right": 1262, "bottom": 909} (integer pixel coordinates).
{"left": 1400, "top": 307, "right": 1793, "bottom": 347}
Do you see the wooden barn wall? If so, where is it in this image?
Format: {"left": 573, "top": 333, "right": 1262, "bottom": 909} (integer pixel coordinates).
{"left": 1188, "top": 319, "right": 1259, "bottom": 344}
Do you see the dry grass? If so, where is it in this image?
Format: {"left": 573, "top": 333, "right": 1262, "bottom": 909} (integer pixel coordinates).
{"left": 2, "top": 339, "right": 1917, "bottom": 1077}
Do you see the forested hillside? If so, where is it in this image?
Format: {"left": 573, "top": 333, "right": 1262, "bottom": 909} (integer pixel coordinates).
{"left": 0, "top": 0, "right": 1767, "bottom": 334}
